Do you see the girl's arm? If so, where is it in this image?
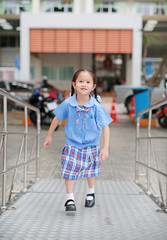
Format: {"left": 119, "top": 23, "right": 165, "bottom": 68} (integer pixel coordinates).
{"left": 100, "top": 125, "right": 110, "bottom": 161}
{"left": 43, "top": 116, "right": 60, "bottom": 148}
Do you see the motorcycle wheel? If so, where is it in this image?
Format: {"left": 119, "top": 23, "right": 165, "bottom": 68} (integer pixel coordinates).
{"left": 29, "top": 110, "right": 37, "bottom": 125}
{"left": 158, "top": 116, "right": 167, "bottom": 128}
{"left": 125, "top": 96, "right": 132, "bottom": 114}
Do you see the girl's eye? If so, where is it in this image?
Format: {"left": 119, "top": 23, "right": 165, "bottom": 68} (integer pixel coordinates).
{"left": 87, "top": 81, "right": 90, "bottom": 84}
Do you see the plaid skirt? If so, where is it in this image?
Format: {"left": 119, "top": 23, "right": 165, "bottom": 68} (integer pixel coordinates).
{"left": 61, "top": 145, "right": 101, "bottom": 180}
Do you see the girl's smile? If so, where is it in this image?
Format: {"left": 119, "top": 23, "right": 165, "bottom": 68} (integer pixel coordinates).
{"left": 81, "top": 87, "right": 87, "bottom": 91}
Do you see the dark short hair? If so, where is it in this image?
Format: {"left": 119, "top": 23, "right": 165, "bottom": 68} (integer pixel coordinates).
{"left": 72, "top": 69, "right": 97, "bottom": 85}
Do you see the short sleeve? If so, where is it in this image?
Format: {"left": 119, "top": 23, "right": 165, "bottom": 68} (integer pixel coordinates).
{"left": 96, "top": 104, "right": 113, "bottom": 128}
{"left": 53, "top": 99, "right": 69, "bottom": 121}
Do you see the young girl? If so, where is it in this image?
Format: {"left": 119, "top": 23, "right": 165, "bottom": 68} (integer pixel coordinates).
{"left": 43, "top": 69, "right": 113, "bottom": 211}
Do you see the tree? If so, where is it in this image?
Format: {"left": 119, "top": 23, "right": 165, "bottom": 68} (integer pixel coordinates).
{"left": 142, "top": 31, "right": 167, "bottom": 87}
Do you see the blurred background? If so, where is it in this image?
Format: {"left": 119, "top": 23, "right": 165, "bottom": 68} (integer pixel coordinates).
{"left": 0, "top": 0, "right": 167, "bottom": 107}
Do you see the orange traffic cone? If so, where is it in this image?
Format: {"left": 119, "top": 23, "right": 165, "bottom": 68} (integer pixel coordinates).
{"left": 130, "top": 96, "right": 135, "bottom": 118}
{"left": 110, "top": 97, "right": 119, "bottom": 123}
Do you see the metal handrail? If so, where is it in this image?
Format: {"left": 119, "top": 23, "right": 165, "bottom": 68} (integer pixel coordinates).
{"left": 135, "top": 98, "right": 167, "bottom": 209}
{"left": 0, "top": 88, "right": 40, "bottom": 210}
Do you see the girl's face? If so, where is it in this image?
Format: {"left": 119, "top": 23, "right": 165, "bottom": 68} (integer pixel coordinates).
{"left": 72, "top": 71, "right": 96, "bottom": 97}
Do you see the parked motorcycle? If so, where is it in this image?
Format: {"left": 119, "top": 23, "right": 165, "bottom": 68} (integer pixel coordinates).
{"left": 156, "top": 93, "right": 167, "bottom": 128}
{"left": 156, "top": 104, "right": 167, "bottom": 128}
{"left": 29, "top": 90, "right": 59, "bottom": 130}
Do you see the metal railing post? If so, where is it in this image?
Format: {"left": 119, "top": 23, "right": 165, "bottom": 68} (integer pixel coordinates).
{"left": 166, "top": 138, "right": 167, "bottom": 206}
{"left": 0, "top": 88, "right": 41, "bottom": 209}
{"left": 135, "top": 98, "right": 167, "bottom": 209}
{"left": 2, "top": 96, "right": 7, "bottom": 209}
{"left": 135, "top": 116, "right": 140, "bottom": 183}
{"left": 147, "top": 110, "right": 152, "bottom": 193}
{"left": 23, "top": 106, "right": 28, "bottom": 192}
{"left": 36, "top": 111, "right": 40, "bottom": 180}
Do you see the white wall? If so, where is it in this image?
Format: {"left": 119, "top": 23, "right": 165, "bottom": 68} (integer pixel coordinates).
{"left": 39, "top": 53, "right": 92, "bottom": 69}
{"left": 20, "top": 13, "right": 142, "bottom": 86}
{"left": 31, "top": 54, "right": 42, "bottom": 81}
{"left": 21, "top": 13, "right": 142, "bottom": 30}
{"left": 0, "top": 48, "right": 19, "bottom": 67}
{"left": 31, "top": 53, "right": 93, "bottom": 89}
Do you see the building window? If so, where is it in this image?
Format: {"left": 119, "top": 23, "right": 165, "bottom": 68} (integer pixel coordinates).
{"left": 42, "top": 0, "right": 73, "bottom": 13}
{"left": 1, "top": 0, "right": 31, "bottom": 14}
{"left": 0, "top": 36, "right": 19, "bottom": 47}
{"left": 94, "top": 1, "right": 127, "bottom": 14}
{"left": 60, "top": 66, "right": 74, "bottom": 81}
{"left": 135, "top": 1, "right": 167, "bottom": 15}
{"left": 94, "top": 1, "right": 167, "bottom": 15}
{"left": 30, "top": 65, "right": 35, "bottom": 80}
{"left": 42, "top": 66, "right": 57, "bottom": 80}
{"left": 42, "top": 65, "right": 74, "bottom": 81}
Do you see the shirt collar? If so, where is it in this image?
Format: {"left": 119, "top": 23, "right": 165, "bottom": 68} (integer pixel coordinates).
{"left": 69, "top": 93, "right": 96, "bottom": 107}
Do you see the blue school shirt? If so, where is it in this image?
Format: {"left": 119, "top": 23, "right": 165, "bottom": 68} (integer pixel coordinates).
{"left": 53, "top": 94, "right": 113, "bottom": 149}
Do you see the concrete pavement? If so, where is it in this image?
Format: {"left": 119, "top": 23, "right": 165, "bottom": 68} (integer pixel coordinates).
{"left": 0, "top": 109, "right": 166, "bottom": 191}
{"left": 1, "top": 110, "right": 167, "bottom": 239}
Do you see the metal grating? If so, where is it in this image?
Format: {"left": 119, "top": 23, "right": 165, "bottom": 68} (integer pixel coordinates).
{"left": 0, "top": 180, "right": 167, "bottom": 240}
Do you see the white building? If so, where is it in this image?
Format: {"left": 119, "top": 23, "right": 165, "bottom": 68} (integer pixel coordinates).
{"left": 0, "top": 0, "right": 167, "bottom": 91}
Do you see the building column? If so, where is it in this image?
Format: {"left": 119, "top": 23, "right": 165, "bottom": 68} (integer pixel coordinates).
{"left": 32, "top": 0, "right": 41, "bottom": 13}
{"left": 73, "top": 0, "right": 82, "bottom": 13}
{"left": 127, "top": 0, "right": 134, "bottom": 14}
{"left": 20, "top": 14, "right": 30, "bottom": 81}
{"left": 20, "top": 29, "right": 30, "bottom": 81}
{"left": 73, "top": 0, "right": 94, "bottom": 13}
{"left": 131, "top": 27, "right": 142, "bottom": 86}
{"left": 85, "top": 0, "right": 94, "bottom": 13}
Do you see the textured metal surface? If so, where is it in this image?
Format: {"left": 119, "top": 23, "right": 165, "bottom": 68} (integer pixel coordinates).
{"left": 0, "top": 180, "right": 167, "bottom": 240}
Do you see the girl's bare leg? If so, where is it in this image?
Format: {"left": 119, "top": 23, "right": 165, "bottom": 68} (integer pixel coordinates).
{"left": 65, "top": 179, "right": 74, "bottom": 193}
{"left": 87, "top": 177, "right": 95, "bottom": 188}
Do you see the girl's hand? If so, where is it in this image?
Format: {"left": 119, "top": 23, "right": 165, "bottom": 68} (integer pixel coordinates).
{"left": 100, "top": 147, "right": 108, "bottom": 161}
{"left": 43, "top": 136, "right": 52, "bottom": 148}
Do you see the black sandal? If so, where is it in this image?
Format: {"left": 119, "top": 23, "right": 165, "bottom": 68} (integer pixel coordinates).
{"left": 64, "top": 199, "right": 76, "bottom": 211}
{"left": 85, "top": 193, "right": 95, "bottom": 208}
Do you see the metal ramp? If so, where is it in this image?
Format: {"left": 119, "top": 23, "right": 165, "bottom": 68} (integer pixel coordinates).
{"left": 1, "top": 179, "right": 167, "bottom": 240}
